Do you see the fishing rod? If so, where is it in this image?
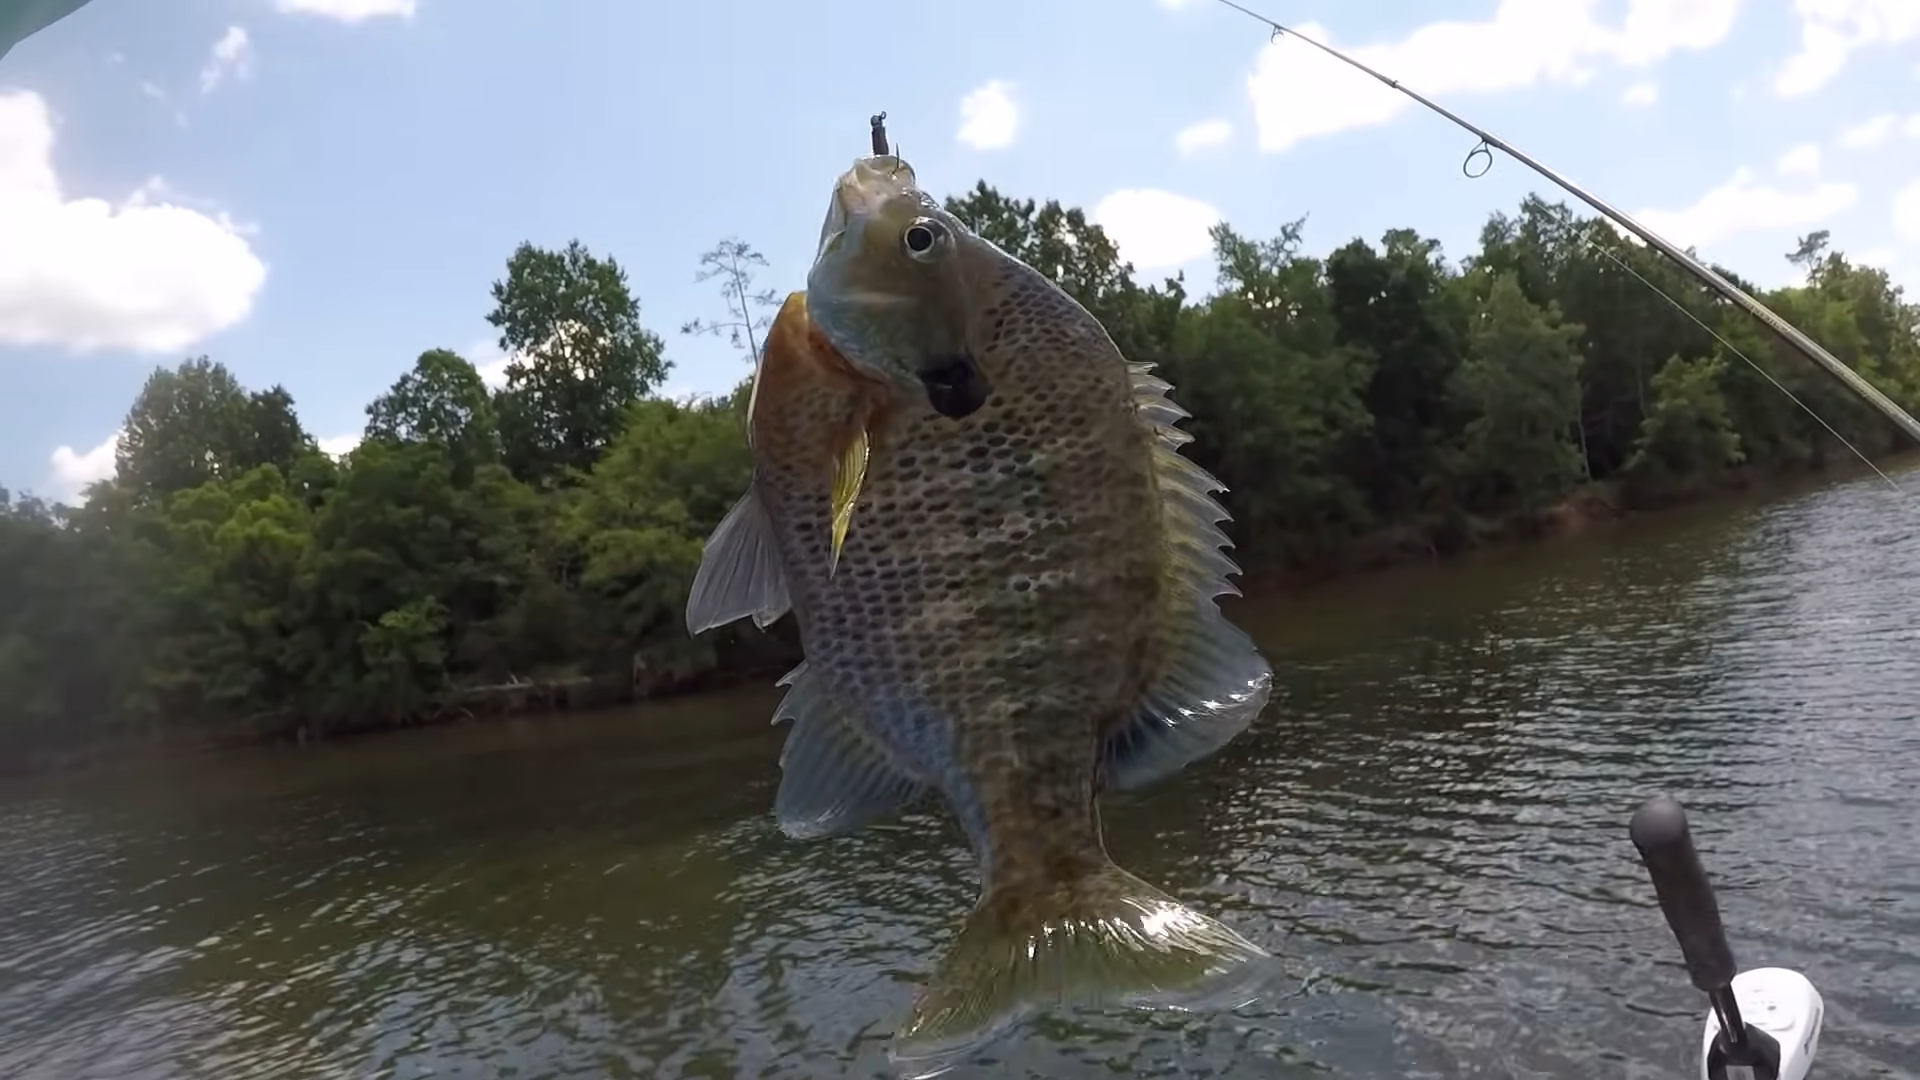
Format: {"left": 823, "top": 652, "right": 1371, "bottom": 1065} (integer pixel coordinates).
{"left": 0, "top": 0, "right": 98, "bottom": 61}
{"left": 1209, "top": 0, "right": 1920, "bottom": 451}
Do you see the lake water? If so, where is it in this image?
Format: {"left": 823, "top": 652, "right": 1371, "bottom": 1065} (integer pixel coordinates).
{"left": 2, "top": 464, "right": 1917, "bottom": 1079}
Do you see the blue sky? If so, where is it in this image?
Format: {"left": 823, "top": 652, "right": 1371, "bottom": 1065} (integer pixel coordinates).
{"left": 2, "top": 0, "right": 1917, "bottom": 500}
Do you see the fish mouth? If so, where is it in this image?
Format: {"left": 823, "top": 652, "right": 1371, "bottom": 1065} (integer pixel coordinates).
{"left": 841, "top": 155, "right": 919, "bottom": 209}
{"left": 816, "top": 155, "right": 924, "bottom": 261}
{"left": 918, "top": 354, "right": 990, "bottom": 419}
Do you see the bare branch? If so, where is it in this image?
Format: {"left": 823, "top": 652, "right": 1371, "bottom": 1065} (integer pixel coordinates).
{"left": 683, "top": 237, "right": 782, "bottom": 364}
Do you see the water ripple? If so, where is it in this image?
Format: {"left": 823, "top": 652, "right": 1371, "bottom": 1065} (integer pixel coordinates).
{"left": 0, "top": 468, "right": 1916, "bottom": 1078}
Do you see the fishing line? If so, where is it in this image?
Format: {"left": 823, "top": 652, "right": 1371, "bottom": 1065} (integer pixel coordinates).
{"left": 1580, "top": 236, "right": 1899, "bottom": 491}
{"left": 1207, "top": 0, "right": 1920, "bottom": 456}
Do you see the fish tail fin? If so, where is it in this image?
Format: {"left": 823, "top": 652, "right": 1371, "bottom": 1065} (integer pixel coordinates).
{"left": 889, "top": 859, "right": 1274, "bottom": 1077}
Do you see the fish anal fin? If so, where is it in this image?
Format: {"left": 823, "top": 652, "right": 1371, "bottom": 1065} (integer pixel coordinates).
{"left": 772, "top": 660, "right": 927, "bottom": 839}
{"left": 684, "top": 486, "right": 791, "bottom": 635}
{"left": 888, "top": 859, "right": 1276, "bottom": 1077}
{"left": 1099, "top": 364, "right": 1274, "bottom": 792}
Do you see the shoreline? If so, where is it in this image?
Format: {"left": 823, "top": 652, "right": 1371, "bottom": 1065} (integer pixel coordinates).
{"left": 1239, "top": 450, "right": 1914, "bottom": 593}
{"left": 8, "top": 452, "right": 1909, "bottom": 781}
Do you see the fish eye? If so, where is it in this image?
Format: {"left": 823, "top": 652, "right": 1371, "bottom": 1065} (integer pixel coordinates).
{"left": 902, "top": 218, "right": 949, "bottom": 262}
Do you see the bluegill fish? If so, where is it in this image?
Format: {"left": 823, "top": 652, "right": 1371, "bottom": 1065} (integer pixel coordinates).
{"left": 686, "top": 156, "right": 1274, "bottom": 1075}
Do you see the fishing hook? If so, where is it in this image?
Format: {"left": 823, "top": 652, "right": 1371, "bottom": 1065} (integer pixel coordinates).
{"left": 867, "top": 112, "right": 908, "bottom": 178}
{"left": 1210, "top": 0, "right": 1920, "bottom": 451}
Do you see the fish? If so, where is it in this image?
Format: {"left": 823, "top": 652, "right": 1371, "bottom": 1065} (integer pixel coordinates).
{"left": 685, "top": 155, "right": 1276, "bottom": 1076}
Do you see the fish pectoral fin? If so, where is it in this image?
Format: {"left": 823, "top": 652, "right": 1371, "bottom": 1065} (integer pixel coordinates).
{"left": 685, "top": 485, "right": 792, "bottom": 635}
{"left": 772, "top": 660, "right": 926, "bottom": 839}
{"left": 888, "top": 860, "right": 1277, "bottom": 1077}
{"left": 828, "top": 426, "right": 870, "bottom": 577}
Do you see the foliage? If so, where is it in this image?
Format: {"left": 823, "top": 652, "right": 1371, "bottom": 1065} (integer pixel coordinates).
{"left": 3, "top": 196, "right": 1916, "bottom": 772}
{"left": 487, "top": 239, "right": 670, "bottom": 483}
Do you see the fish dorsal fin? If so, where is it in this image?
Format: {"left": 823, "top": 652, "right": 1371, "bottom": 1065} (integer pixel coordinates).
{"left": 1100, "top": 363, "right": 1274, "bottom": 792}
{"left": 771, "top": 660, "right": 928, "bottom": 839}
{"left": 685, "top": 485, "right": 792, "bottom": 634}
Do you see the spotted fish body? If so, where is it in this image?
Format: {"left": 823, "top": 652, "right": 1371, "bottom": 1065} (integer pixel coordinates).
{"left": 687, "top": 159, "right": 1274, "bottom": 1075}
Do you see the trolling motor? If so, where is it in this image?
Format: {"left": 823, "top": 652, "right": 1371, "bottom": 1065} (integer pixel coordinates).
{"left": 1629, "top": 797, "right": 1824, "bottom": 1080}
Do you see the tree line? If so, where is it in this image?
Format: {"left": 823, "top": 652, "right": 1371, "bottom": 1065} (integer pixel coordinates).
{"left": 2, "top": 185, "right": 1915, "bottom": 773}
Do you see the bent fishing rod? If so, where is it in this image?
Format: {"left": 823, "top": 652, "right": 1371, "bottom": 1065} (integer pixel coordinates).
{"left": 1209, "top": 0, "right": 1920, "bottom": 450}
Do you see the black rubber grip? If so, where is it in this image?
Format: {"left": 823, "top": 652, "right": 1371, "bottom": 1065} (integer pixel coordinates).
{"left": 1630, "top": 796, "right": 1737, "bottom": 993}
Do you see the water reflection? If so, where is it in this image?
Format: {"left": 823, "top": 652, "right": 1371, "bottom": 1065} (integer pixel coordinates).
{"left": 1, "top": 466, "right": 1917, "bottom": 1079}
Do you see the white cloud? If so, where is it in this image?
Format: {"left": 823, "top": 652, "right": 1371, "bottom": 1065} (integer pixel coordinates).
{"left": 199, "top": 26, "right": 253, "bottom": 95}
{"left": 1156, "top": 0, "right": 1199, "bottom": 8}
{"left": 1175, "top": 118, "right": 1233, "bottom": 155}
{"left": 1246, "top": 1, "right": 1744, "bottom": 152}
{"left": 1854, "top": 246, "right": 1897, "bottom": 268}
{"left": 1834, "top": 113, "right": 1920, "bottom": 150}
{"left": 272, "top": 0, "right": 416, "bottom": 22}
{"left": 1775, "top": 142, "right": 1821, "bottom": 176}
{"left": 47, "top": 430, "right": 119, "bottom": 500}
{"left": 1838, "top": 113, "right": 1899, "bottom": 148}
{"left": 476, "top": 355, "right": 510, "bottom": 388}
{"left": 1091, "top": 189, "right": 1222, "bottom": 271}
{"left": 1622, "top": 80, "right": 1659, "bottom": 105}
{"left": 317, "top": 432, "right": 361, "bottom": 458}
{"left": 0, "top": 90, "right": 267, "bottom": 353}
{"left": 1894, "top": 180, "right": 1920, "bottom": 243}
{"left": 1774, "top": 0, "right": 1920, "bottom": 97}
{"left": 956, "top": 79, "right": 1019, "bottom": 151}
{"left": 1633, "top": 167, "right": 1857, "bottom": 248}
{"left": 139, "top": 80, "right": 188, "bottom": 127}
{"left": 461, "top": 337, "right": 513, "bottom": 388}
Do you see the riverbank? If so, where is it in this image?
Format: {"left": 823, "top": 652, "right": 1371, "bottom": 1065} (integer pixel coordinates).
{"left": 7, "top": 450, "right": 1911, "bottom": 781}
{"left": 1239, "top": 450, "right": 1916, "bottom": 592}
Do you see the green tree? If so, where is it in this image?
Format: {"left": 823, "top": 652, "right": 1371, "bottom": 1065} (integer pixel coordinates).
{"left": 1625, "top": 354, "right": 1745, "bottom": 488}
{"left": 1450, "top": 271, "right": 1587, "bottom": 517}
{"left": 116, "top": 357, "right": 314, "bottom": 505}
{"left": 365, "top": 348, "right": 502, "bottom": 480}
{"left": 3, "top": 183, "right": 1917, "bottom": 774}
{"left": 488, "top": 239, "right": 669, "bottom": 482}
{"left": 1325, "top": 229, "right": 1468, "bottom": 521}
